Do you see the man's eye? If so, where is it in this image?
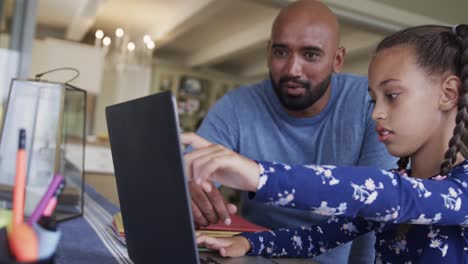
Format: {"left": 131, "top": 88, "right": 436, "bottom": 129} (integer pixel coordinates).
{"left": 274, "top": 49, "right": 287, "bottom": 56}
{"left": 304, "top": 51, "right": 319, "bottom": 60}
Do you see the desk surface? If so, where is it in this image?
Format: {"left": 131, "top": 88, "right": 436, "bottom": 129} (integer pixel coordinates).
{"left": 200, "top": 252, "right": 318, "bottom": 263}
{"left": 56, "top": 183, "right": 318, "bottom": 264}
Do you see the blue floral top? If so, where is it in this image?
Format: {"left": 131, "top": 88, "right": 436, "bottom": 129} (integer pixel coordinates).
{"left": 240, "top": 160, "right": 468, "bottom": 263}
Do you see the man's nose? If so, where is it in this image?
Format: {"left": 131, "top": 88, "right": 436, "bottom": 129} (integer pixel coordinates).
{"left": 284, "top": 55, "right": 302, "bottom": 77}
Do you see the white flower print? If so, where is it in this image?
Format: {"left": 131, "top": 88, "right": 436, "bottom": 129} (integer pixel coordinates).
{"left": 266, "top": 247, "right": 272, "bottom": 254}
{"left": 259, "top": 163, "right": 275, "bottom": 174}
{"left": 430, "top": 239, "right": 441, "bottom": 248}
{"left": 401, "top": 176, "right": 432, "bottom": 198}
{"left": 441, "top": 187, "right": 462, "bottom": 211}
{"left": 316, "top": 226, "right": 323, "bottom": 234}
{"left": 382, "top": 170, "right": 398, "bottom": 186}
{"left": 391, "top": 239, "right": 407, "bottom": 255}
{"left": 366, "top": 206, "right": 400, "bottom": 222}
{"left": 453, "top": 178, "right": 468, "bottom": 188}
{"left": 270, "top": 189, "right": 295, "bottom": 206}
{"left": 291, "top": 234, "right": 303, "bottom": 250}
{"left": 351, "top": 178, "right": 384, "bottom": 204}
{"left": 304, "top": 165, "right": 340, "bottom": 185}
{"left": 463, "top": 164, "right": 468, "bottom": 171}
{"left": 410, "top": 213, "right": 442, "bottom": 224}
{"left": 258, "top": 236, "right": 265, "bottom": 254}
{"left": 341, "top": 221, "right": 358, "bottom": 235}
{"left": 307, "top": 235, "right": 314, "bottom": 253}
{"left": 283, "top": 164, "right": 291, "bottom": 170}
{"left": 429, "top": 239, "right": 448, "bottom": 257}
{"left": 310, "top": 201, "right": 347, "bottom": 216}
{"left": 365, "top": 178, "right": 377, "bottom": 190}
{"left": 427, "top": 226, "right": 448, "bottom": 240}
{"left": 326, "top": 215, "right": 339, "bottom": 224}
{"left": 258, "top": 174, "right": 268, "bottom": 190}
{"left": 271, "top": 248, "right": 288, "bottom": 257}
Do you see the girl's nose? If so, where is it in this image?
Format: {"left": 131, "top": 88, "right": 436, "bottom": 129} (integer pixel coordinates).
{"left": 371, "top": 105, "right": 387, "bottom": 121}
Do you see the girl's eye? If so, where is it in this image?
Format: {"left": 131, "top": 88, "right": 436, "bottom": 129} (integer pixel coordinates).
{"left": 386, "top": 93, "right": 400, "bottom": 100}
{"left": 369, "top": 99, "right": 376, "bottom": 105}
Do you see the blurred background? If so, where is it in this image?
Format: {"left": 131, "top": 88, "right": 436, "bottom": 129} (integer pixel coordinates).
{"left": 0, "top": 0, "right": 466, "bottom": 204}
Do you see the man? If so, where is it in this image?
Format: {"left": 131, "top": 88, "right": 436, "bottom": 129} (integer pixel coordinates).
{"left": 190, "top": 0, "right": 396, "bottom": 263}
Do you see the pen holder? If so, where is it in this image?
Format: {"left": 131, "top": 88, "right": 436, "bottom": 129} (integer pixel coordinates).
{"left": 0, "top": 225, "right": 60, "bottom": 264}
{"left": 0, "top": 79, "right": 86, "bottom": 222}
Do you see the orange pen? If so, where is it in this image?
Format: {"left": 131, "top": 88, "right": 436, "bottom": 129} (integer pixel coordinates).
{"left": 12, "top": 129, "right": 26, "bottom": 225}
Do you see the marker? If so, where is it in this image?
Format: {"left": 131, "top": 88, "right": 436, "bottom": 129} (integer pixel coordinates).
{"left": 8, "top": 222, "right": 38, "bottom": 262}
{"left": 42, "top": 197, "right": 58, "bottom": 217}
{"left": 42, "top": 181, "right": 64, "bottom": 217}
{"left": 12, "top": 129, "right": 26, "bottom": 226}
{"left": 27, "top": 175, "right": 64, "bottom": 224}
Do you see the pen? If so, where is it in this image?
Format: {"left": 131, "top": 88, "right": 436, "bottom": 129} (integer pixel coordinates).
{"left": 27, "top": 175, "right": 64, "bottom": 224}
{"left": 12, "top": 129, "right": 26, "bottom": 226}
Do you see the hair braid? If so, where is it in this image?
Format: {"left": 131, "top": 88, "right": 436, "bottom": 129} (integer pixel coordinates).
{"left": 397, "top": 157, "right": 409, "bottom": 172}
{"left": 439, "top": 25, "right": 468, "bottom": 176}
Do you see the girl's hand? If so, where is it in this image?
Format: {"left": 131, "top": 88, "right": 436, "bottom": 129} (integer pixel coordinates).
{"left": 181, "top": 133, "right": 260, "bottom": 193}
{"left": 196, "top": 232, "right": 252, "bottom": 257}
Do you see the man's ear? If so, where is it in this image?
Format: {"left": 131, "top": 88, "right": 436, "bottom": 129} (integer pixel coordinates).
{"left": 439, "top": 75, "right": 461, "bottom": 112}
{"left": 333, "top": 47, "right": 345, "bottom": 73}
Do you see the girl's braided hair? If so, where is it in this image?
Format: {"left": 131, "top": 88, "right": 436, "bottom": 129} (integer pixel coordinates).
{"left": 376, "top": 24, "right": 468, "bottom": 176}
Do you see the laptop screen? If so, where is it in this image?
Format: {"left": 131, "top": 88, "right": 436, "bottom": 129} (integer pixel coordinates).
{"left": 106, "top": 92, "right": 200, "bottom": 263}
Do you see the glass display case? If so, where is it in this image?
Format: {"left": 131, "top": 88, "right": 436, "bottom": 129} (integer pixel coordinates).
{"left": 0, "top": 79, "right": 86, "bottom": 221}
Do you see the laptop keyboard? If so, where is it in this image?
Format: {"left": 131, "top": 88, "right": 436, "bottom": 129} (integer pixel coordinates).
{"left": 200, "top": 256, "right": 222, "bottom": 264}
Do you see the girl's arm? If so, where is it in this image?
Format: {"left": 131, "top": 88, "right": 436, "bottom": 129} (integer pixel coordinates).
{"left": 254, "top": 161, "right": 468, "bottom": 226}
{"left": 241, "top": 217, "right": 380, "bottom": 258}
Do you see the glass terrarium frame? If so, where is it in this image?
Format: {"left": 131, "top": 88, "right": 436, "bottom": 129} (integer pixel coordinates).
{"left": 0, "top": 78, "right": 86, "bottom": 222}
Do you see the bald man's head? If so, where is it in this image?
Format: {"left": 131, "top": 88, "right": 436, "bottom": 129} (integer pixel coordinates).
{"left": 267, "top": 0, "right": 345, "bottom": 116}
{"left": 272, "top": 0, "right": 340, "bottom": 48}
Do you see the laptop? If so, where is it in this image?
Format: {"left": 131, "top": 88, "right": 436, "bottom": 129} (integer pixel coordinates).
{"left": 106, "top": 92, "right": 276, "bottom": 264}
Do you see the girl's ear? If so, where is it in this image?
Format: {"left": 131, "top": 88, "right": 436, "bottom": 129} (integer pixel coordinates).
{"left": 439, "top": 75, "right": 461, "bottom": 112}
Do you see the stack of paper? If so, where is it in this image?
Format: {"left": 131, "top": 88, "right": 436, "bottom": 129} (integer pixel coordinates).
{"left": 111, "top": 212, "right": 125, "bottom": 245}
{"left": 196, "top": 214, "right": 268, "bottom": 251}
{"left": 109, "top": 212, "right": 268, "bottom": 249}
{"left": 197, "top": 214, "right": 268, "bottom": 234}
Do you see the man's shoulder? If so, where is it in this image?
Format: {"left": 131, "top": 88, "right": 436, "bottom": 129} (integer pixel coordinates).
{"left": 332, "top": 73, "right": 370, "bottom": 100}
{"left": 225, "top": 80, "right": 270, "bottom": 99}
{"left": 333, "top": 73, "right": 368, "bottom": 89}
{"left": 208, "top": 80, "right": 271, "bottom": 115}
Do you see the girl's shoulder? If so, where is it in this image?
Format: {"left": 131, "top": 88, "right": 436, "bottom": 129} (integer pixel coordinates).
{"left": 387, "top": 160, "right": 468, "bottom": 182}
{"left": 430, "top": 160, "right": 468, "bottom": 182}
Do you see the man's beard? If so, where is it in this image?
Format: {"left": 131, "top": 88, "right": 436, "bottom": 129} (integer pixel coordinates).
{"left": 271, "top": 72, "right": 332, "bottom": 111}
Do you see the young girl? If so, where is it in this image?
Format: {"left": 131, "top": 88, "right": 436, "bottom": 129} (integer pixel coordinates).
{"left": 182, "top": 24, "right": 468, "bottom": 263}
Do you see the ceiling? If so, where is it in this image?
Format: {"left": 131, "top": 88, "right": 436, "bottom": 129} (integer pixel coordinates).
{"left": 34, "top": 0, "right": 468, "bottom": 78}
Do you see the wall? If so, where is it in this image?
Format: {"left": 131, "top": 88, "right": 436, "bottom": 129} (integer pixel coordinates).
{"left": 93, "top": 64, "right": 152, "bottom": 136}
{"left": 151, "top": 59, "right": 249, "bottom": 131}
{"left": 30, "top": 38, "right": 105, "bottom": 135}
{"left": 30, "top": 38, "right": 104, "bottom": 94}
